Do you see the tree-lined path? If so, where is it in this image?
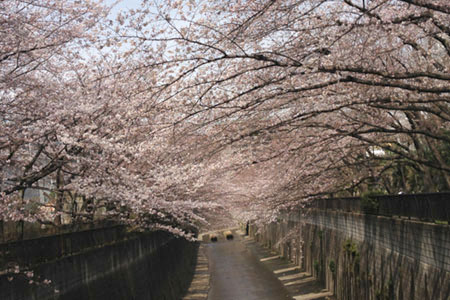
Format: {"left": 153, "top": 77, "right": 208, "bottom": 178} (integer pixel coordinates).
{"left": 1, "top": 0, "right": 449, "bottom": 297}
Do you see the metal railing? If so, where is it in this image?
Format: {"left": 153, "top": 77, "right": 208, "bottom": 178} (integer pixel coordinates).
{"left": 306, "top": 192, "right": 450, "bottom": 222}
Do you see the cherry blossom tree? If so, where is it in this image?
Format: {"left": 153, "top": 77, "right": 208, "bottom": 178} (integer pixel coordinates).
{"left": 0, "top": 0, "right": 109, "bottom": 221}
{"left": 1, "top": 0, "right": 448, "bottom": 289}
{"left": 1, "top": 0, "right": 449, "bottom": 233}
{"left": 0, "top": 0, "right": 215, "bottom": 235}
{"left": 114, "top": 0, "right": 449, "bottom": 221}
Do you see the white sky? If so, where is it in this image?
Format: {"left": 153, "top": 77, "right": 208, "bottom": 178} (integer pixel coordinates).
{"left": 104, "top": 0, "right": 142, "bottom": 17}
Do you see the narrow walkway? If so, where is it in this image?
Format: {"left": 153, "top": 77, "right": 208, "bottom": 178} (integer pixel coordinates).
{"left": 204, "top": 230, "right": 291, "bottom": 300}
{"left": 184, "top": 230, "right": 334, "bottom": 300}
{"left": 241, "top": 235, "right": 333, "bottom": 300}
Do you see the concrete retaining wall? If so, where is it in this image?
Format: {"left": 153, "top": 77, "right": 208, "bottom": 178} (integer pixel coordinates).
{"left": 0, "top": 225, "right": 198, "bottom": 300}
{"left": 252, "top": 210, "right": 450, "bottom": 299}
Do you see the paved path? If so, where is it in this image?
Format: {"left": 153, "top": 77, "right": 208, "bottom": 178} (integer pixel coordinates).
{"left": 205, "top": 231, "right": 292, "bottom": 300}
{"left": 183, "top": 230, "right": 334, "bottom": 300}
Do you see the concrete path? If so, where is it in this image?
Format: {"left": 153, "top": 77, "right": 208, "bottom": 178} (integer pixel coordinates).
{"left": 205, "top": 230, "right": 292, "bottom": 300}
{"left": 183, "top": 230, "right": 334, "bottom": 300}
{"left": 240, "top": 234, "right": 333, "bottom": 300}
{"left": 182, "top": 245, "right": 210, "bottom": 300}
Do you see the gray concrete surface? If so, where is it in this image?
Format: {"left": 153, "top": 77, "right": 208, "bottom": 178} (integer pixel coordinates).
{"left": 182, "top": 245, "right": 210, "bottom": 300}
{"left": 205, "top": 231, "right": 293, "bottom": 300}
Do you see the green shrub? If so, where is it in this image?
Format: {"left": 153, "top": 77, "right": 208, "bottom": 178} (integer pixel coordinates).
{"left": 360, "top": 191, "right": 380, "bottom": 214}
{"left": 329, "top": 259, "right": 336, "bottom": 273}
{"left": 313, "top": 259, "right": 320, "bottom": 275}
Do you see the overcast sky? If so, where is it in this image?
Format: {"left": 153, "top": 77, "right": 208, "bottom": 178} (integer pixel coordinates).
{"left": 104, "top": 0, "right": 142, "bottom": 17}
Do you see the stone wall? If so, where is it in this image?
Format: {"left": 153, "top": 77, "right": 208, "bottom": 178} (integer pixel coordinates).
{"left": 0, "top": 224, "right": 198, "bottom": 300}
{"left": 252, "top": 210, "right": 450, "bottom": 300}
